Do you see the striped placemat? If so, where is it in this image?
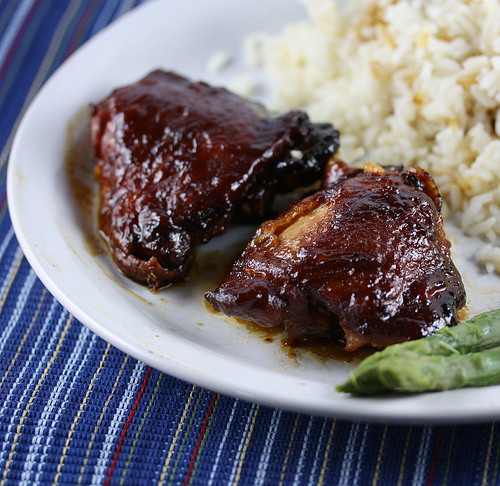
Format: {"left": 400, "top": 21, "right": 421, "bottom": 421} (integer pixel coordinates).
{"left": 1, "top": 1, "right": 499, "bottom": 485}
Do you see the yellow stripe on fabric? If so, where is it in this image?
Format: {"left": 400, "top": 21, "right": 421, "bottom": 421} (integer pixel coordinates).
{"left": 0, "top": 288, "right": 46, "bottom": 388}
{"left": 279, "top": 414, "right": 301, "bottom": 486}
{"left": 53, "top": 342, "right": 112, "bottom": 485}
{"left": 233, "top": 405, "right": 260, "bottom": 485}
{"left": 158, "top": 385, "right": 198, "bottom": 485}
{"left": 371, "top": 425, "right": 388, "bottom": 486}
{"left": 120, "top": 372, "right": 164, "bottom": 485}
{"left": 0, "top": 314, "right": 73, "bottom": 486}
{"left": 482, "top": 423, "right": 496, "bottom": 486}
{"left": 441, "top": 426, "right": 456, "bottom": 486}
{"left": 187, "top": 394, "right": 220, "bottom": 486}
{"left": 317, "top": 420, "right": 337, "bottom": 486}
{"left": 77, "top": 353, "right": 130, "bottom": 485}
{"left": 397, "top": 427, "right": 413, "bottom": 486}
{"left": 490, "top": 429, "right": 500, "bottom": 485}
{"left": 0, "top": 250, "right": 23, "bottom": 311}
{"left": 168, "top": 389, "right": 206, "bottom": 483}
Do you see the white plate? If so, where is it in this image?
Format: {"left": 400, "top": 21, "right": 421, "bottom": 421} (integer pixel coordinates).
{"left": 7, "top": 0, "right": 500, "bottom": 424}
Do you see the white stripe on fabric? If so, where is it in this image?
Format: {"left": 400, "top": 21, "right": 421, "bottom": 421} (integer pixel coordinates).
{"left": 90, "top": 360, "right": 147, "bottom": 485}
{"left": 0, "top": 301, "right": 67, "bottom": 467}
{"left": 307, "top": 419, "right": 331, "bottom": 486}
{"left": 0, "top": 226, "right": 15, "bottom": 263}
{"left": 292, "top": 415, "right": 314, "bottom": 486}
{"left": 0, "top": 300, "right": 65, "bottom": 414}
{"left": 411, "top": 426, "right": 433, "bottom": 486}
{"left": 337, "top": 422, "right": 363, "bottom": 486}
{"left": 88, "top": 0, "right": 131, "bottom": 37}
{"left": 0, "top": 0, "right": 35, "bottom": 65}
{"left": 116, "top": 0, "right": 137, "bottom": 17}
{"left": 0, "top": 264, "right": 37, "bottom": 355}
{"left": 0, "top": 228, "right": 18, "bottom": 300}
{"left": 351, "top": 423, "right": 370, "bottom": 486}
{"left": 207, "top": 399, "right": 239, "bottom": 486}
{"left": 228, "top": 402, "right": 258, "bottom": 484}
{"left": 20, "top": 326, "right": 96, "bottom": 485}
{"left": 254, "top": 408, "right": 282, "bottom": 486}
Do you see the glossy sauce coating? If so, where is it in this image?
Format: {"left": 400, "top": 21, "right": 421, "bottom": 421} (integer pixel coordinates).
{"left": 206, "top": 161, "right": 466, "bottom": 350}
{"left": 90, "top": 70, "right": 339, "bottom": 288}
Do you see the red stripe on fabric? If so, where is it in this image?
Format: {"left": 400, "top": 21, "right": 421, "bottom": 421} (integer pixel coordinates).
{"left": 0, "top": 0, "right": 43, "bottom": 85}
{"left": 183, "top": 392, "right": 218, "bottom": 485}
{"left": 427, "top": 427, "right": 442, "bottom": 486}
{"left": 104, "top": 366, "right": 152, "bottom": 486}
{"left": 0, "top": 191, "right": 7, "bottom": 212}
{"left": 61, "top": 0, "right": 101, "bottom": 61}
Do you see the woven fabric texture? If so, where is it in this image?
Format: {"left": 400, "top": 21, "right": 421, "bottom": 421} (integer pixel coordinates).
{"left": 0, "top": 1, "right": 499, "bottom": 485}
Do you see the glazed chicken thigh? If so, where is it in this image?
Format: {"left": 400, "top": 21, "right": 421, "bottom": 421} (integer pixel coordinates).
{"left": 206, "top": 161, "right": 466, "bottom": 350}
{"left": 90, "top": 70, "right": 339, "bottom": 288}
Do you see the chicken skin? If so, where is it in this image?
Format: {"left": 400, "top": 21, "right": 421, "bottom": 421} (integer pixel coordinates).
{"left": 90, "top": 70, "right": 339, "bottom": 288}
{"left": 206, "top": 161, "right": 466, "bottom": 350}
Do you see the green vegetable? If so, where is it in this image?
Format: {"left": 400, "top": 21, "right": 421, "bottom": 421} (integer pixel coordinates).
{"left": 337, "top": 309, "right": 500, "bottom": 395}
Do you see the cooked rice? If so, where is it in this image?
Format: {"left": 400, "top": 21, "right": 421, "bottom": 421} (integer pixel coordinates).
{"left": 244, "top": 0, "right": 500, "bottom": 271}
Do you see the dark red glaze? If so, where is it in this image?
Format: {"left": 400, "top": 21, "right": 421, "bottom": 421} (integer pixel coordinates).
{"left": 90, "top": 70, "right": 339, "bottom": 288}
{"left": 206, "top": 161, "right": 466, "bottom": 350}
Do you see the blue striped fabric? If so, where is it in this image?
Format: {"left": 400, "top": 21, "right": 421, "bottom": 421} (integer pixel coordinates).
{"left": 0, "top": 1, "right": 499, "bottom": 485}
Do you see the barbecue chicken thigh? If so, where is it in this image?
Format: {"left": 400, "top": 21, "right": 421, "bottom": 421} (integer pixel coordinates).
{"left": 206, "top": 161, "right": 466, "bottom": 350}
{"left": 90, "top": 70, "right": 339, "bottom": 288}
